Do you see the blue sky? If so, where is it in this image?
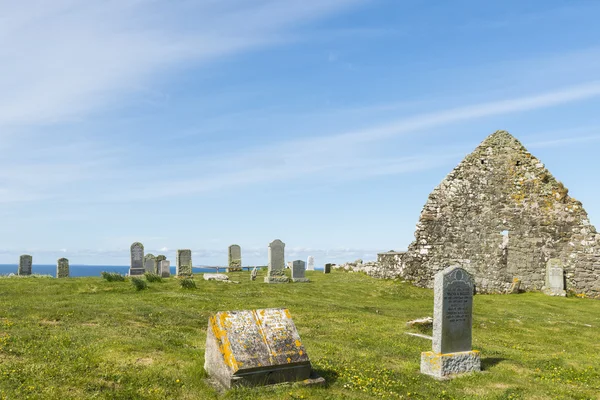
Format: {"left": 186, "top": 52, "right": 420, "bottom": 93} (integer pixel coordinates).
{"left": 2, "top": 0, "right": 600, "bottom": 266}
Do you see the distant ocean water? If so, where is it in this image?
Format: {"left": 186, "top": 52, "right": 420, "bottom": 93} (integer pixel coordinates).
{"left": 0, "top": 264, "right": 229, "bottom": 278}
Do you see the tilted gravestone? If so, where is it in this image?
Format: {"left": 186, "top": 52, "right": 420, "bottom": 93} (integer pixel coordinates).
{"left": 129, "top": 242, "right": 145, "bottom": 276}
{"left": 176, "top": 249, "right": 193, "bottom": 276}
{"left": 158, "top": 260, "right": 171, "bottom": 277}
{"left": 286, "top": 261, "right": 293, "bottom": 269}
{"left": 421, "top": 266, "right": 480, "bottom": 379}
{"left": 205, "top": 308, "right": 322, "bottom": 389}
{"left": 144, "top": 254, "right": 156, "bottom": 274}
{"left": 250, "top": 266, "right": 258, "bottom": 281}
{"left": 155, "top": 255, "right": 167, "bottom": 274}
{"left": 544, "top": 259, "right": 566, "bottom": 296}
{"left": 265, "top": 240, "right": 288, "bottom": 283}
{"left": 57, "top": 258, "right": 69, "bottom": 278}
{"left": 324, "top": 263, "right": 332, "bottom": 274}
{"left": 292, "top": 260, "right": 309, "bottom": 283}
{"left": 306, "top": 256, "right": 315, "bottom": 271}
{"left": 18, "top": 255, "right": 32, "bottom": 276}
{"left": 227, "top": 244, "right": 242, "bottom": 272}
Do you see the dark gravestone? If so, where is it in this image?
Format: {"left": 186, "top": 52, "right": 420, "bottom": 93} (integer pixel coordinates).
{"left": 57, "top": 258, "right": 69, "bottom": 278}
{"left": 324, "top": 263, "right": 332, "bottom": 274}
{"left": 292, "top": 260, "right": 309, "bottom": 283}
{"left": 129, "top": 242, "right": 145, "bottom": 276}
{"left": 18, "top": 255, "right": 32, "bottom": 276}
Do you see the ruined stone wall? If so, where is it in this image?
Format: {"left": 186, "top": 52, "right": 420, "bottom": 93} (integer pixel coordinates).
{"left": 334, "top": 252, "right": 406, "bottom": 278}
{"left": 402, "top": 131, "right": 600, "bottom": 297}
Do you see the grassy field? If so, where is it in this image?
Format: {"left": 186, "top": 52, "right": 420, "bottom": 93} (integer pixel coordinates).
{"left": 0, "top": 270, "right": 599, "bottom": 400}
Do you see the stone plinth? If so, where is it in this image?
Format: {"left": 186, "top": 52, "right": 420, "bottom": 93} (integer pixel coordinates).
{"left": 204, "top": 308, "right": 318, "bottom": 389}
{"left": 420, "top": 350, "right": 481, "bottom": 379}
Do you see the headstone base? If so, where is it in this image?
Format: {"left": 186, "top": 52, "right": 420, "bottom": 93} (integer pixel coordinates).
{"left": 129, "top": 268, "right": 146, "bottom": 276}
{"left": 292, "top": 278, "right": 309, "bottom": 283}
{"left": 264, "top": 276, "right": 290, "bottom": 283}
{"left": 543, "top": 288, "right": 566, "bottom": 296}
{"left": 227, "top": 267, "right": 243, "bottom": 272}
{"left": 420, "top": 350, "right": 481, "bottom": 379}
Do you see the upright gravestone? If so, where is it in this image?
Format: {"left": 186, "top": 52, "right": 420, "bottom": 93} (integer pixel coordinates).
{"left": 159, "top": 260, "right": 171, "bottom": 278}
{"left": 205, "top": 308, "right": 322, "bottom": 389}
{"left": 144, "top": 254, "right": 156, "bottom": 274}
{"left": 57, "top": 258, "right": 69, "bottom": 278}
{"left": 155, "top": 255, "right": 167, "bottom": 274}
{"left": 227, "top": 244, "right": 242, "bottom": 272}
{"left": 176, "top": 249, "right": 193, "bottom": 276}
{"left": 324, "top": 263, "right": 332, "bottom": 274}
{"left": 18, "top": 255, "right": 32, "bottom": 276}
{"left": 129, "top": 242, "right": 145, "bottom": 276}
{"left": 307, "top": 256, "right": 315, "bottom": 271}
{"left": 265, "top": 239, "right": 288, "bottom": 283}
{"left": 421, "top": 266, "right": 480, "bottom": 379}
{"left": 544, "top": 258, "right": 566, "bottom": 296}
{"left": 292, "top": 260, "right": 309, "bottom": 283}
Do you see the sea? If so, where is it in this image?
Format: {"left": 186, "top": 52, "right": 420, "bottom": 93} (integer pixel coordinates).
{"left": 0, "top": 264, "right": 228, "bottom": 278}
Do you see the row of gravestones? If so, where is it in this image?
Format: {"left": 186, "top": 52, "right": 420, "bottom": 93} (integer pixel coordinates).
{"left": 204, "top": 265, "right": 481, "bottom": 390}
{"left": 16, "top": 255, "right": 70, "bottom": 278}
{"left": 129, "top": 242, "right": 190, "bottom": 277}
{"left": 263, "top": 240, "right": 334, "bottom": 283}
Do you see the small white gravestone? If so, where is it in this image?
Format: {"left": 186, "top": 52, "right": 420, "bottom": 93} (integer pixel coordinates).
{"left": 158, "top": 260, "right": 171, "bottom": 277}
{"left": 204, "top": 273, "right": 229, "bottom": 281}
{"left": 250, "top": 266, "right": 258, "bottom": 281}
{"left": 421, "top": 266, "right": 480, "bottom": 379}
{"left": 543, "top": 259, "right": 566, "bottom": 296}
{"left": 292, "top": 260, "right": 309, "bottom": 283}
{"left": 306, "top": 256, "right": 315, "bottom": 271}
{"left": 265, "top": 239, "right": 288, "bottom": 283}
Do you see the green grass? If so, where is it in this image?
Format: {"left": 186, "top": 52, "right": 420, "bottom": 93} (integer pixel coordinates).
{"left": 0, "top": 270, "right": 599, "bottom": 399}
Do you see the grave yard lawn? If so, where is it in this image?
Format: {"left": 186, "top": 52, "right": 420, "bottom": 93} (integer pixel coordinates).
{"left": 0, "top": 271, "right": 599, "bottom": 400}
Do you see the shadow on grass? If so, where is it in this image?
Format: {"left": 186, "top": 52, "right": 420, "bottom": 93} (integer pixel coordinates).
{"left": 482, "top": 357, "right": 506, "bottom": 370}
{"left": 312, "top": 367, "right": 339, "bottom": 386}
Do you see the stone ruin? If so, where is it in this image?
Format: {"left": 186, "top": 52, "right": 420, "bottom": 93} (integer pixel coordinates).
{"left": 343, "top": 131, "right": 600, "bottom": 297}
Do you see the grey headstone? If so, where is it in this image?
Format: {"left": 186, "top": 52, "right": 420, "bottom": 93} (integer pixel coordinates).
{"left": 57, "top": 257, "right": 69, "bottom": 278}
{"left": 421, "top": 265, "right": 480, "bottom": 379}
{"left": 18, "top": 255, "right": 32, "bottom": 276}
{"left": 129, "top": 242, "right": 145, "bottom": 276}
{"left": 324, "top": 263, "right": 332, "bottom": 274}
{"left": 292, "top": 260, "right": 309, "bottom": 283}
{"left": 176, "top": 249, "right": 192, "bottom": 276}
{"left": 265, "top": 239, "right": 288, "bottom": 283}
{"left": 306, "top": 256, "right": 315, "bottom": 271}
{"left": 228, "top": 244, "right": 242, "bottom": 272}
{"left": 159, "top": 260, "right": 171, "bottom": 277}
{"left": 155, "top": 255, "right": 167, "bottom": 274}
{"left": 144, "top": 254, "right": 156, "bottom": 274}
{"left": 544, "top": 259, "right": 566, "bottom": 296}
{"left": 204, "top": 308, "right": 316, "bottom": 389}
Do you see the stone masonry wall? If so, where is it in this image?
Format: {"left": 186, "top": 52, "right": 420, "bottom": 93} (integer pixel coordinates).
{"left": 402, "top": 130, "right": 600, "bottom": 297}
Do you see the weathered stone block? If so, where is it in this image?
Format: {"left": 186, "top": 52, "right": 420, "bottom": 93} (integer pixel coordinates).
{"left": 420, "top": 350, "right": 481, "bottom": 379}
{"left": 227, "top": 245, "right": 242, "bottom": 272}
{"left": 57, "top": 258, "right": 69, "bottom": 278}
{"left": 18, "top": 255, "right": 32, "bottom": 276}
{"left": 204, "top": 308, "right": 316, "bottom": 389}
{"left": 176, "top": 249, "right": 193, "bottom": 276}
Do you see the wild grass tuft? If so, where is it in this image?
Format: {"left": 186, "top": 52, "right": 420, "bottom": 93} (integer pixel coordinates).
{"left": 179, "top": 277, "right": 196, "bottom": 289}
{"left": 130, "top": 277, "right": 148, "bottom": 291}
{"left": 100, "top": 271, "right": 125, "bottom": 282}
{"left": 144, "top": 272, "right": 163, "bottom": 283}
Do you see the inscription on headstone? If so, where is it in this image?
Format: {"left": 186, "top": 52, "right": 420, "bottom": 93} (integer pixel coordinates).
{"left": 129, "top": 242, "right": 145, "bottom": 276}
{"left": 306, "top": 256, "right": 315, "bottom": 271}
{"left": 421, "top": 266, "right": 480, "bottom": 379}
{"left": 176, "top": 249, "right": 193, "bottom": 276}
{"left": 18, "top": 255, "right": 32, "bottom": 276}
{"left": 228, "top": 244, "right": 242, "bottom": 272}
{"left": 544, "top": 258, "right": 566, "bottom": 296}
{"left": 265, "top": 239, "right": 288, "bottom": 283}
{"left": 57, "top": 257, "right": 69, "bottom": 278}
{"left": 204, "top": 308, "right": 319, "bottom": 389}
{"left": 292, "top": 260, "right": 309, "bottom": 283}
{"left": 144, "top": 254, "right": 156, "bottom": 274}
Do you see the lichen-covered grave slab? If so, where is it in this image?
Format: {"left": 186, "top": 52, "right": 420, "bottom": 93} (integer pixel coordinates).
{"left": 204, "top": 308, "right": 318, "bottom": 389}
